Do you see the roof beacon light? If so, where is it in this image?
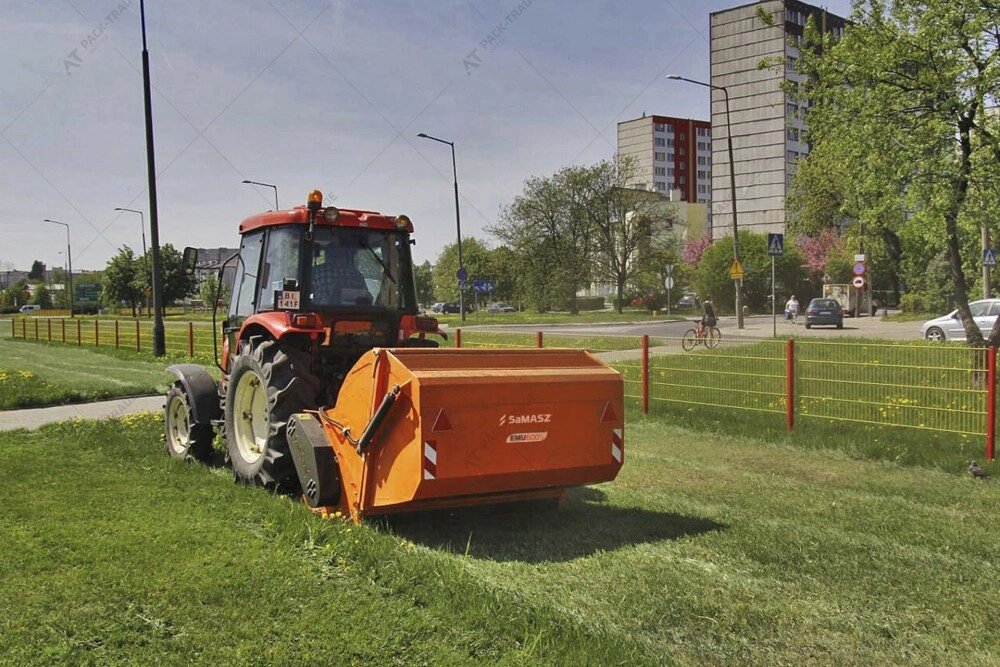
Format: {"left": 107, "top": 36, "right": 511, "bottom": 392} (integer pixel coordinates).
{"left": 395, "top": 214, "right": 411, "bottom": 230}
{"left": 307, "top": 190, "right": 324, "bottom": 210}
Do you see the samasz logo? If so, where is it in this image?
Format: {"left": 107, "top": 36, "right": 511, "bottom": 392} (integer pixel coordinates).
{"left": 499, "top": 413, "right": 552, "bottom": 426}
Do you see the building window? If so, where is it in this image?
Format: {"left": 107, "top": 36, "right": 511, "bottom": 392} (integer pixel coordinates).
{"left": 707, "top": 157, "right": 712, "bottom": 165}
{"left": 679, "top": 147, "right": 686, "bottom": 156}
{"left": 697, "top": 142, "right": 708, "bottom": 151}
{"left": 679, "top": 162, "right": 686, "bottom": 170}
{"left": 697, "top": 127, "right": 707, "bottom": 137}
{"left": 697, "top": 170, "right": 707, "bottom": 179}
{"left": 698, "top": 156, "right": 706, "bottom": 165}
{"left": 655, "top": 181, "right": 666, "bottom": 191}
{"left": 655, "top": 166, "right": 666, "bottom": 176}
{"left": 667, "top": 138, "right": 674, "bottom": 147}
{"left": 667, "top": 167, "right": 674, "bottom": 176}
{"left": 654, "top": 151, "right": 665, "bottom": 161}
{"left": 679, "top": 176, "right": 686, "bottom": 185}
{"left": 787, "top": 128, "right": 800, "bottom": 142}
{"left": 698, "top": 184, "right": 707, "bottom": 193}
{"left": 655, "top": 137, "right": 665, "bottom": 147}
{"left": 787, "top": 150, "right": 799, "bottom": 162}
{"left": 667, "top": 153, "right": 674, "bottom": 161}
{"left": 654, "top": 123, "right": 665, "bottom": 132}
{"left": 679, "top": 132, "right": 686, "bottom": 141}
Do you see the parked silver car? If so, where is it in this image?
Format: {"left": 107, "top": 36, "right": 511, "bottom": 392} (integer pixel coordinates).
{"left": 921, "top": 299, "right": 1000, "bottom": 341}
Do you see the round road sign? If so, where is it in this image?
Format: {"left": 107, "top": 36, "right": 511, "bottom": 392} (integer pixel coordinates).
{"left": 852, "top": 276, "right": 865, "bottom": 289}
{"left": 852, "top": 262, "right": 866, "bottom": 276}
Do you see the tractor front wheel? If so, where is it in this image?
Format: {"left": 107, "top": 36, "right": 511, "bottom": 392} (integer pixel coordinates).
{"left": 225, "top": 337, "right": 318, "bottom": 489}
{"left": 165, "top": 384, "right": 214, "bottom": 462}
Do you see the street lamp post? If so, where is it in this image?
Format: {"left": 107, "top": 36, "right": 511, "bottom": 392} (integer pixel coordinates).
{"left": 667, "top": 75, "right": 744, "bottom": 329}
{"left": 115, "top": 207, "right": 150, "bottom": 316}
{"left": 417, "top": 132, "right": 466, "bottom": 323}
{"left": 43, "top": 219, "right": 73, "bottom": 316}
{"left": 138, "top": 0, "right": 165, "bottom": 355}
{"left": 241, "top": 180, "right": 279, "bottom": 210}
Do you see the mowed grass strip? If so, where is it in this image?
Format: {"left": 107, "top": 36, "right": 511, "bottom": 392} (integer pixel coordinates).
{"left": 0, "top": 339, "right": 173, "bottom": 409}
{"left": 1, "top": 414, "right": 998, "bottom": 664}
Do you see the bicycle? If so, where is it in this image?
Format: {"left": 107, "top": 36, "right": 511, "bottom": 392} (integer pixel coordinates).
{"left": 681, "top": 321, "right": 721, "bottom": 351}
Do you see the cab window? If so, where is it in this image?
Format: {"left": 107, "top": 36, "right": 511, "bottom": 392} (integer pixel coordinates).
{"left": 229, "top": 230, "right": 264, "bottom": 318}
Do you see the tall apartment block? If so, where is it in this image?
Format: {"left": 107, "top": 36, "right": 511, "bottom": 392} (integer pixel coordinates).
{"left": 617, "top": 115, "right": 713, "bottom": 206}
{"left": 709, "top": 0, "right": 846, "bottom": 235}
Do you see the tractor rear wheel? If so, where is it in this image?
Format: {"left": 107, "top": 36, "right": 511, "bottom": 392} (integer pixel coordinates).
{"left": 165, "top": 384, "right": 214, "bottom": 462}
{"left": 225, "top": 337, "right": 319, "bottom": 489}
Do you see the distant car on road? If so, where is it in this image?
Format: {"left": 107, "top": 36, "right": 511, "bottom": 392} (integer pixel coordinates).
{"left": 676, "top": 294, "right": 698, "bottom": 310}
{"left": 922, "top": 299, "right": 1000, "bottom": 341}
{"left": 19, "top": 305, "right": 41, "bottom": 314}
{"left": 804, "top": 298, "right": 844, "bottom": 329}
{"left": 439, "top": 302, "right": 463, "bottom": 314}
{"left": 487, "top": 302, "right": 515, "bottom": 313}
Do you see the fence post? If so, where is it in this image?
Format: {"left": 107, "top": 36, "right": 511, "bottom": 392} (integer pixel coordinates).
{"left": 136, "top": 320, "right": 141, "bottom": 352}
{"left": 61, "top": 318, "right": 66, "bottom": 343}
{"left": 987, "top": 346, "right": 996, "bottom": 461}
{"left": 115, "top": 320, "right": 120, "bottom": 349}
{"left": 456, "top": 328, "right": 462, "bottom": 348}
{"left": 94, "top": 320, "right": 99, "bottom": 347}
{"left": 641, "top": 334, "right": 650, "bottom": 415}
{"left": 47, "top": 319, "right": 52, "bottom": 342}
{"left": 34, "top": 319, "right": 39, "bottom": 340}
{"left": 786, "top": 339, "right": 795, "bottom": 431}
{"left": 10, "top": 318, "right": 13, "bottom": 337}
{"left": 76, "top": 319, "right": 81, "bottom": 346}
{"left": 188, "top": 321, "right": 194, "bottom": 358}
{"left": 21, "top": 318, "right": 26, "bottom": 339}
{"left": 536, "top": 331, "right": 544, "bottom": 348}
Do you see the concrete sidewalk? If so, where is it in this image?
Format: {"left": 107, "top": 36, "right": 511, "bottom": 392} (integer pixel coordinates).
{"left": 0, "top": 395, "right": 162, "bottom": 432}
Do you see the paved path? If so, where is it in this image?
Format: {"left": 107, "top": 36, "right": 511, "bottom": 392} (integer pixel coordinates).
{"left": 0, "top": 395, "right": 162, "bottom": 432}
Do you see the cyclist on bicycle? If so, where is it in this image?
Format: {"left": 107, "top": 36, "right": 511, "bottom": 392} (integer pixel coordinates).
{"left": 697, "top": 298, "right": 717, "bottom": 337}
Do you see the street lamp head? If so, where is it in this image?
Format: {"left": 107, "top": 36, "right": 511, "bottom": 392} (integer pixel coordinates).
{"left": 665, "top": 74, "right": 682, "bottom": 80}
{"left": 241, "top": 179, "right": 252, "bottom": 184}
{"left": 416, "top": 133, "right": 429, "bottom": 138}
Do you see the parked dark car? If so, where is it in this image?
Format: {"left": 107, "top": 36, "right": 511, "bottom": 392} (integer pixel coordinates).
{"left": 676, "top": 294, "right": 699, "bottom": 310}
{"left": 804, "top": 298, "right": 844, "bottom": 329}
{"left": 440, "top": 302, "right": 463, "bottom": 314}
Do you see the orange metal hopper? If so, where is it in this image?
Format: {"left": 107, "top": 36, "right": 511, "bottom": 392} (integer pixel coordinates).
{"left": 310, "top": 347, "right": 624, "bottom": 522}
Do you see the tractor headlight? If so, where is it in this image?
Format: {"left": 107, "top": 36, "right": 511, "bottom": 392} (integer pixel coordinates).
{"left": 394, "top": 214, "right": 411, "bottom": 230}
{"left": 323, "top": 207, "right": 340, "bottom": 223}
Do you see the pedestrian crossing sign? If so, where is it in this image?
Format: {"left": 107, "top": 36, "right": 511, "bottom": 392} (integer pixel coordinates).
{"left": 984, "top": 248, "right": 997, "bottom": 268}
{"left": 728, "top": 259, "right": 745, "bottom": 280}
{"left": 768, "top": 233, "right": 784, "bottom": 256}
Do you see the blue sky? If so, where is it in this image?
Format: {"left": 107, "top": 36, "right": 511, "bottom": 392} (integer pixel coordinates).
{"left": 0, "top": 0, "right": 853, "bottom": 271}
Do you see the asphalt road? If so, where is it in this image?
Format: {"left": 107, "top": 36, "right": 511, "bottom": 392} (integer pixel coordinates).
{"left": 465, "top": 311, "right": 923, "bottom": 340}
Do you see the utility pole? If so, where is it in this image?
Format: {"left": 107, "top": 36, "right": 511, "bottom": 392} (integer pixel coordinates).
{"left": 140, "top": 0, "right": 165, "bottom": 355}
{"left": 984, "top": 225, "right": 992, "bottom": 299}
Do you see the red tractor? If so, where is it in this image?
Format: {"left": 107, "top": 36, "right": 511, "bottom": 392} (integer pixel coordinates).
{"left": 165, "top": 190, "right": 624, "bottom": 521}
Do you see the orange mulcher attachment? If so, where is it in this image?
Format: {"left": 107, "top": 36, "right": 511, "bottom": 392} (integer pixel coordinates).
{"left": 286, "top": 348, "right": 624, "bottom": 523}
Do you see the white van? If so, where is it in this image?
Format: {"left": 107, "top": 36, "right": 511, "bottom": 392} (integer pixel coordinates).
{"left": 19, "top": 305, "right": 41, "bottom": 314}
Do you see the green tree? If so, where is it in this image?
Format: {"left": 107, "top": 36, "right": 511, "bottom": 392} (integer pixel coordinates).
{"left": 574, "top": 157, "right": 678, "bottom": 312}
{"left": 28, "top": 260, "right": 45, "bottom": 281}
{"left": 431, "top": 238, "right": 493, "bottom": 306}
{"left": 1, "top": 279, "right": 29, "bottom": 308}
{"left": 413, "top": 260, "right": 435, "bottom": 308}
{"left": 791, "top": 1, "right": 1000, "bottom": 345}
{"left": 692, "top": 231, "right": 810, "bottom": 314}
{"left": 199, "top": 273, "right": 230, "bottom": 310}
{"left": 101, "top": 247, "right": 143, "bottom": 316}
{"left": 492, "top": 168, "right": 595, "bottom": 313}
{"left": 160, "top": 244, "right": 199, "bottom": 305}
{"left": 30, "top": 285, "right": 53, "bottom": 309}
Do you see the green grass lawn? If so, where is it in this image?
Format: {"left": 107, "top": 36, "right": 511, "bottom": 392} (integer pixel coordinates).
{"left": 0, "top": 414, "right": 997, "bottom": 665}
{"left": 0, "top": 339, "right": 175, "bottom": 409}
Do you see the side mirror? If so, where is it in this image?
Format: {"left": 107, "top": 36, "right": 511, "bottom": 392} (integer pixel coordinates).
{"left": 182, "top": 247, "right": 198, "bottom": 276}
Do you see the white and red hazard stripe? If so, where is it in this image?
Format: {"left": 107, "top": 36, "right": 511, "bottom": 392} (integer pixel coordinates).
{"left": 611, "top": 428, "right": 623, "bottom": 463}
{"left": 423, "top": 441, "right": 437, "bottom": 480}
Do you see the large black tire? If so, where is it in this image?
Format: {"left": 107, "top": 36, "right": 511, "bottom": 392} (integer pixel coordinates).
{"left": 165, "top": 383, "right": 214, "bottom": 462}
{"left": 224, "top": 337, "right": 319, "bottom": 489}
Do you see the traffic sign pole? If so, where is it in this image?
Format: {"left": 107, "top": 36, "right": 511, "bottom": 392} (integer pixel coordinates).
{"left": 768, "top": 233, "right": 783, "bottom": 337}
{"left": 772, "top": 256, "right": 776, "bottom": 338}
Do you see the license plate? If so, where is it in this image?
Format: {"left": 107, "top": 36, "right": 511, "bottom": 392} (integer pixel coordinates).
{"left": 277, "top": 290, "right": 300, "bottom": 309}
{"left": 820, "top": 311, "right": 831, "bottom": 315}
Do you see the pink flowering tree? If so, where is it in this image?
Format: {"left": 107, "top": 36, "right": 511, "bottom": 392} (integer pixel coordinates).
{"left": 681, "top": 236, "right": 712, "bottom": 266}
{"left": 796, "top": 228, "right": 842, "bottom": 280}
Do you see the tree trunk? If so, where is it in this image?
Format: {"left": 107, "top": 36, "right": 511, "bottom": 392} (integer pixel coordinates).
{"left": 949, "top": 121, "right": 984, "bottom": 346}
{"left": 616, "top": 280, "right": 624, "bottom": 314}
